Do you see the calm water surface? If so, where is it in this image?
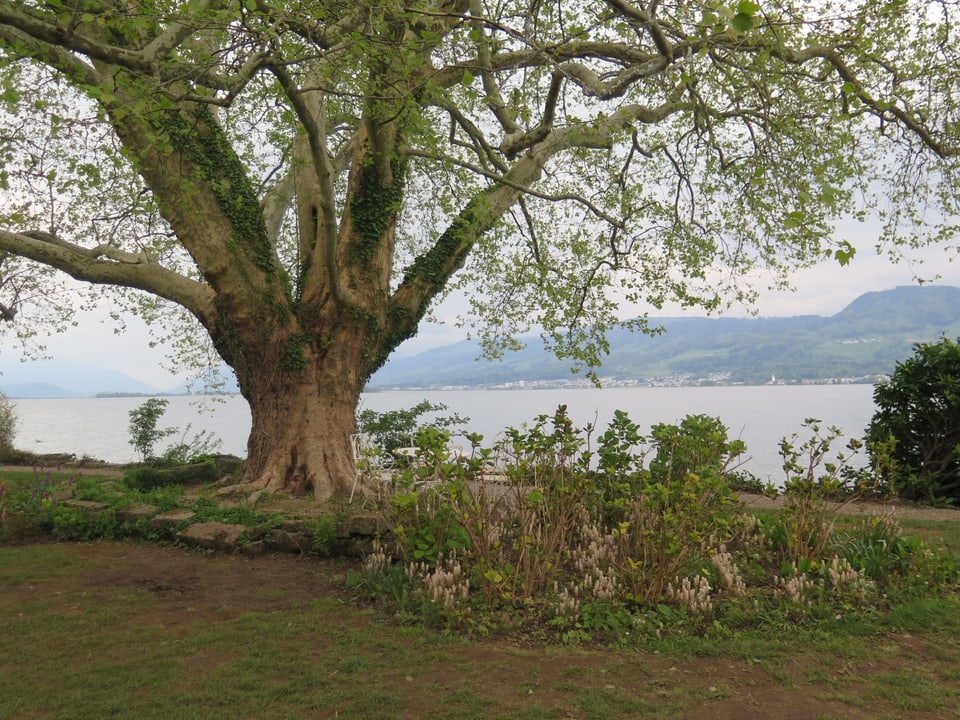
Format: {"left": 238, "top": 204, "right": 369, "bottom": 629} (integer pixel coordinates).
{"left": 12, "top": 385, "right": 876, "bottom": 482}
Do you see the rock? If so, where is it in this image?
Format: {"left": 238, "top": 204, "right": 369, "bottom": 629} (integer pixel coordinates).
{"left": 334, "top": 536, "right": 380, "bottom": 558}
{"left": 151, "top": 509, "right": 196, "bottom": 530}
{"left": 269, "top": 529, "right": 314, "bottom": 554}
{"left": 61, "top": 499, "right": 110, "bottom": 518}
{"left": 213, "top": 454, "right": 244, "bottom": 475}
{"left": 241, "top": 540, "right": 268, "bottom": 557}
{"left": 338, "top": 512, "right": 390, "bottom": 538}
{"left": 116, "top": 503, "right": 159, "bottom": 523}
{"left": 176, "top": 521, "right": 248, "bottom": 552}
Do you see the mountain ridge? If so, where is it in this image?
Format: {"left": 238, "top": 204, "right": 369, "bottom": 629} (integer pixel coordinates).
{"left": 0, "top": 363, "right": 166, "bottom": 399}
{"left": 369, "top": 285, "right": 960, "bottom": 389}
{"left": 3, "top": 286, "right": 957, "bottom": 396}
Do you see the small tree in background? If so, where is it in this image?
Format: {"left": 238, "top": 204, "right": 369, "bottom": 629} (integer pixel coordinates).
{"left": 128, "top": 399, "right": 176, "bottom": 463}
{"left": 866, "top": 338, "right": 960, "bottom": 502}
{"left": 357, "top": 401, "right": 468, "bottom": 454}
{"left": 0, "top": 391, "right": 17, "bottom": 454}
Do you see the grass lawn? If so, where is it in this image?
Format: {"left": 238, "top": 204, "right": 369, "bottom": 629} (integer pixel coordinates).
{"left": 2, "top": 467, "right": 960, "bottom": 719}
{"left": 1, "top": 538, "right": 958, "bottom": 719}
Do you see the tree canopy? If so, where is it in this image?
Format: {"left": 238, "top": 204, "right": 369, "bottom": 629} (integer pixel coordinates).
{"left": 0, "top": 1, "right": 957, "bottom": 497}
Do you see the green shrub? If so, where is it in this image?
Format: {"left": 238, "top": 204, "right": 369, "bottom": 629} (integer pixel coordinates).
{"left": 0, "top": 391, "right": 17, "bottom": 454}
{"left": 128, "top": 398, "right": 222, "bottom": 465}
{"left": 866, "top": 337, "right": 960, "bottom": 502}
{"left": 0, "top": 467, "right": 59, "bottom": 541}
{"left": 128, "top": 398, "right": 176, "bottom": 462}
{"left": 774, "top": 419, "right": 865, "bottom": 562}
{"left": 357, "top": 400, "right": 468, "bottom": 453}
{"left": 51, "top": 505, "right": 85, "bottom": 540}
{"left": 123, "top": 460, "right": 218, "bottom": 491}
{"left": 312, "top": 515, "right": 338, "bottom": 557}
{"left": 357, "top": 407, "right": 959, "bottom": 641}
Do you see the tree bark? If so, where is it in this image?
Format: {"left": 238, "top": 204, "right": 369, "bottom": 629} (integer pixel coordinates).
{"left": 236, "top": 346, "right": 364, "bottom": 500}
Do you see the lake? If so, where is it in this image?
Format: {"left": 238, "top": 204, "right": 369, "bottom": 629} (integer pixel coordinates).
{"left": 11, "top": 385, "right": 876, "bottom": 482}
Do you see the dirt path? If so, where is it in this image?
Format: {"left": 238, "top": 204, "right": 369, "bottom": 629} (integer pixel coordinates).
{"left": 5, "top": 461, "right": 958, "bottom": 522}
{"left": 737, "top": 492, "right": 960, "bottom": 522}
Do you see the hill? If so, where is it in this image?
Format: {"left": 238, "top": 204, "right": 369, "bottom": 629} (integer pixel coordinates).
{"left": 0, "top": 363, "right": 162, "bottom": 398}
{"left": 369, "top": 285, "right": 960, "bottom": 388}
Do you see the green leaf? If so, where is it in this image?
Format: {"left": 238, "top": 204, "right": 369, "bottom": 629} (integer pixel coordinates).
{"left": 462, "top": 69, "right": 474, "bottom": 85}
{"left": 732, "top": 12, "right": 755, "bottom": 32}
{"left": 833, "top": 240, "right": 856, "bottom": 266}
{"left": 484, "top": 569, "right": 503, "bottom": 584}
{"left": 783, "top": 211, "right": 805, "bottom": 229}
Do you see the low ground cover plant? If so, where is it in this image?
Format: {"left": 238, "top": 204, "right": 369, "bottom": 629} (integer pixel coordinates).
{"left": 0, "top": 466, "right": 63, "bottom": 541}
{"left": 351, "top": 408, "right": 959, "bottom": 643}
{"left": 0, "top": 466, "right": 293, "bottom": 545}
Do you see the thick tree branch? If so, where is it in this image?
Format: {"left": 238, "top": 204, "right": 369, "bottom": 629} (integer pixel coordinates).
{"left": 469, "top": 0, "right": 520, "bottom": 138}
{"left": 260, "top": 167, "right": 297, "bottom": 244}
{"left": 0, "top": 25, "right": 104, "bottom": 88}
{"left": 0, "top": 4, "right": 147, "bottom": 69}
{"left": 0, "top": 4, "right": 268, "bottom": 100}
{"left": 500, "top": 70, "right": 563, "bottom": 158}
{"left": 0, "top": 229, "right": 216, "bottom": 324}
{"left": 436, "top": 99, "right": 508, "bottom": 172}
{"left": 269, "top": 63, "right": 344, "bottom": 303}
{"left": 381, "top": 85, "right": 685, "bottom": 358}
{"left": 602, "top": 0, "right": 674, "bottom": 60}
{"left": 140, "top": 0, "right": 223, "bottom": 65}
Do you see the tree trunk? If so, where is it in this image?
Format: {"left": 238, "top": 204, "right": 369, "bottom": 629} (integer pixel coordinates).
{"left": 239, "top": 374, "right": 361, "bottom": 500}
{"left": 219, "top": 320, "right": 369, "bottom": 501}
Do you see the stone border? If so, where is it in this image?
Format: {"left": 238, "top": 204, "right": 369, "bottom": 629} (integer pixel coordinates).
{"left": 60, "top": 497, "right": 391, "bottom": 557}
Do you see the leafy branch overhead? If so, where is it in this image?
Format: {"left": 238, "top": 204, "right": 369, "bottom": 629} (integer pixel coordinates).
{"left": 0, "top": 1, "right": 956, "bottom": 498}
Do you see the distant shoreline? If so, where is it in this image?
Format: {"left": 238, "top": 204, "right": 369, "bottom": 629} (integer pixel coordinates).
{"left": 0, "top": 378, "right": 886, "bottom": 400}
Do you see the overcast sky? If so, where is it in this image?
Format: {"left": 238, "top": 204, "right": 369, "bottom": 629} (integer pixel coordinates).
{"left": 0, "top": 237, "right": 957, "bottom": 389}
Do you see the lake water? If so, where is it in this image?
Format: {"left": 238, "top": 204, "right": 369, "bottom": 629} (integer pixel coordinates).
{"left": 11, "top": 385, "right": 876, "bottom": 482}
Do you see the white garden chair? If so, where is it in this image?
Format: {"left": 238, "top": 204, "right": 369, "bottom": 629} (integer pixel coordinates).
{"left": 349, "top": 433, "right": 393, "bottom": 502}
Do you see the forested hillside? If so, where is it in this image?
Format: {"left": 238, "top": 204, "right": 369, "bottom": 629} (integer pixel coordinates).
{"left": 370, "top": 286, "right": 960, "bottom": 388}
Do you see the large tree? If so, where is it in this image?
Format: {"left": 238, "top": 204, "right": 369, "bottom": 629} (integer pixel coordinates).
{"left": 0, "top": 1, "right": 957, "bottom": 499}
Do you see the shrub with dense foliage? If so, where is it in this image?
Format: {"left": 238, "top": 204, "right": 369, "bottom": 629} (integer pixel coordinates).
{"left": 127, "top": 398, "right": 221, "bottom": 468}
{"left": 867, "top": 337, "right": 960, "bottom": 502}
{"left": 0, "top": 392, "right": 16, "bottom": 455}
{"left": 351, "top": 409, "right": 958, "bottom": 642}
{"left": 357, "top": 401, "right": 469, "bottom": 454}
